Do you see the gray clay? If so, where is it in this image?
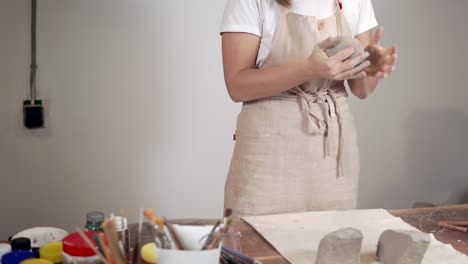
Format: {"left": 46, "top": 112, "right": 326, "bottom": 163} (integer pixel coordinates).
{"left": 377, "top": 230, "right": 431, "bottom": 264}
{"left": 316, "top": 228, "right": 363, "bottom": 264}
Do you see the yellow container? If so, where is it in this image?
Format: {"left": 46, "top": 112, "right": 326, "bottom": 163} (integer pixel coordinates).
{"left": 39, "top": 242, "right": 63, "bottom": 263}
{"left": 20, "top": 259, "right": 53, "bottom": 264}
{"left": 141, "top": 242, "right": 157, "bottom": 264}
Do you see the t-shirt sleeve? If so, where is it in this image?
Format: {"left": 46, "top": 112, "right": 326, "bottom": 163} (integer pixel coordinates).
{"left": 220, "top": 0, "right": 263, "bottom": 37}
{"left": 355, "top": 0, "right": 378, "bottom": 35}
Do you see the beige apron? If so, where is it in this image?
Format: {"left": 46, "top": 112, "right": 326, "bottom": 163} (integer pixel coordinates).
{"left": 225, "top": 0, "right": 360, "bottom": 217}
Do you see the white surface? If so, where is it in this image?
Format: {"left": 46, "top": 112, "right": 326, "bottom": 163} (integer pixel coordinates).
{"left": 155, "top": 225, "right": 221, "bottom": 264}
{"left": 12, "top": 227, "right": 68, "bottom": 248}
{"left": 0, "top": 0, "right": 468, "bottom": 240}
{"left": 0, "top": 244, "right": 12, "bottom": 262}
{"left": 62, "top": 252, "right": 100, "bottom": 264}
{"left": 243, "top": 209, "right": 468, "bottom": 264}
{"left": 220, "top": 0, "right": 377, "bottom": 67}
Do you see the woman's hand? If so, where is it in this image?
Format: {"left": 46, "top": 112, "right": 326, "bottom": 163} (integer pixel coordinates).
{"left": 305, "top": 38, "right": 370, "bottom": 81}
{"left": 364, "top": 27, "right": 398, "bottom": 79}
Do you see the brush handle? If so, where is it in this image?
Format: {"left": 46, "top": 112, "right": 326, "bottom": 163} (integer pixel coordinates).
{"left": 202, "top": 220, "right": 221, "bottom": 250}
{"left": 165, "top": 223, "right": 184, "bottom": 250}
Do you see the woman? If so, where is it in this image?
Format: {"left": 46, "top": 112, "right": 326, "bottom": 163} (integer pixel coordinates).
{"left": 221, "top": 0, "right": 397, "bottom": 217}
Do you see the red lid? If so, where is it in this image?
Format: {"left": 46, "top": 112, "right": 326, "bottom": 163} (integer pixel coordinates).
{"left": 62, "top": 232, "right": 98, "bottom": 257}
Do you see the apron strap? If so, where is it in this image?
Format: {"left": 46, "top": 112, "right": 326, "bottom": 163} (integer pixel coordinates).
{"left": 335, "top": 0, "right": 344, "bottom": 36}
{"left": 294, "top": 88, "right": 346, "bottom": 178}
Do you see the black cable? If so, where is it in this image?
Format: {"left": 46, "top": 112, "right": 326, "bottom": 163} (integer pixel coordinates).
{"left": 30, "top": 0, "right": 37, "bottom": 102}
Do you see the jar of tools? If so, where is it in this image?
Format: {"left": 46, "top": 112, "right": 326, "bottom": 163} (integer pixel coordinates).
{"left": 114, "top": 217, "right": 129, "bottom": 253}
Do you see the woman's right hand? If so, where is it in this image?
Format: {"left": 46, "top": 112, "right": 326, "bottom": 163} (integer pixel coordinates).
{"left": 306, "top": 38, "right": 370, "bottom": 81}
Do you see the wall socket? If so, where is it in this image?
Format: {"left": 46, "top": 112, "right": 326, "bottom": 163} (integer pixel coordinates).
{"left": 23, "top": 99, "right": 44, "bottom": 129}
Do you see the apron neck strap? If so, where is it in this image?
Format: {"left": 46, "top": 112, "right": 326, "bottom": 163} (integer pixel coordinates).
{"left": 335, "top": 0, "right": 344, "bottom": 36}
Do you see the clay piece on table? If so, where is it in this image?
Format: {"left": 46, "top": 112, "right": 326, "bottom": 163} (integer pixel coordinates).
{"left": 377, "top": 229, "right": 431, "bottom": 264}
{"left": 316, "top": 227, "right": 363, "bottom": 264}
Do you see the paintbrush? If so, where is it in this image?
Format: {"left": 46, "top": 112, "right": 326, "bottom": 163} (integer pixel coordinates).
{"left": 222, "top": 247, "right": 263, "bottom": 264}
{"left": 132, "top": 208, "right": 144, "bottom": 264}
{"left": 220, "top": 255, "right": 230, "bottom": 264}
{"left": 102, "top": 218, "right": 126, "bottom": 264}
{"left": 202, "top": 209, "right": 233, "bottom": 250}
{"left": 207, "top": 218, "right": 233, "bottom": 250}
{"left": 143, "top": 208, "right": 173, "bottom": 249}
{"left": 119, "top": 209, "right": 127, "bottom": 258}
{"left": 75, "top": 227, "right": 108, "bottom": 264}
{"left": 162, "top": 217, "right": 184, "bottom": 250}
{"left": 221, "top": 251, "right": 239, "bottom": 264}
{"left": 97, "top": 233, "right": 115, "bottom": 264}
{"left": 93, "top": 233, "right": 105, "bottom": 256}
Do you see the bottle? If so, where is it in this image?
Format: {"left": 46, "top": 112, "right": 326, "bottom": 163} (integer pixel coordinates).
{"left": 62, "top": 232, "right": 100, "bottom": 264}
{"left": 114, "top": 217, "right": 129, "bottom": 252}
{"left": 85, "top": 212, "right": 104, "bottom": 232}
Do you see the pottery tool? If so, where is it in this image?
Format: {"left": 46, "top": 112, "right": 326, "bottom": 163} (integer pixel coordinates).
{"left": 102, "top": 218, "right": 126, "bottom": 264}
{"left": 75, "top": 227, "right": 108, "bottom": 264}
{"left": 437, "top": 221, "right": 468, "bottom": 233}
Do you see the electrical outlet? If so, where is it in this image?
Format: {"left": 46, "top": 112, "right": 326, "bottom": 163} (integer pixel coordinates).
{"left": 23, "top": 99, "right": 44, "bottom": 129}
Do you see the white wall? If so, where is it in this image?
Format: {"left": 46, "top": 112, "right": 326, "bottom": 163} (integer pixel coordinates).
{"left": 354, "top": 1, "right": 468, "bottom": 209}
{"left": 0, "top": 0, "right": 235, "bottom": 239}
{"left": 1, "top": 0, "right": 467, "bottom": 239}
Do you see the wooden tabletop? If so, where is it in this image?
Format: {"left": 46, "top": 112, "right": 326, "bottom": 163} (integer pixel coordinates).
{"left": 157, "top": 204, "right": 468, "bottom": 264}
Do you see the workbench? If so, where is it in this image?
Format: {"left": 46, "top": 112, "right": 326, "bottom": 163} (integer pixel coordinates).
{"left": 155, "top": 204, "right": 468, "bottom": 264}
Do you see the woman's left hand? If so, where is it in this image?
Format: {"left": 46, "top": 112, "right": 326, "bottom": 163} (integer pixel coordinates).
{"left": 366, "top": 27, "right": 398, "bottom": 79}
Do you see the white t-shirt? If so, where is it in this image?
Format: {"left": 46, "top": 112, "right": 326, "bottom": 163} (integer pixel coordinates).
{"left": 220, "top": 0, "right": 378, "bottom": 67}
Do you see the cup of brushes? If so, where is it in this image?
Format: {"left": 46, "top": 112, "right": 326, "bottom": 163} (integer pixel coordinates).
{"left": 76, "top": 209, "right": 234, "bottom": 264}
{"left": 143, "top": 208, "right": 232, "bottom": 264}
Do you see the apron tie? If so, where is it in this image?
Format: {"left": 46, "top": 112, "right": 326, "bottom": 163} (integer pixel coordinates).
{"left": 296, "top": 89, "right": 327, "bottom": 135}
{"left": 294, "top": 88, "right": 345, "bottom": 178}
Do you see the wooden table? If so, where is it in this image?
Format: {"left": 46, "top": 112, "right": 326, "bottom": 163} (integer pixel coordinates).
{"left": 161, "top": 205, "right": 468, "bottom": 264}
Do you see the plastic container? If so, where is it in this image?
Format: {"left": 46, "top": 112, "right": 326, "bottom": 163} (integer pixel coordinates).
{"left": 62, "top": 232, "right": 100, "bottom": 264}
{"left": 39, "top": 243, "right": 62, "bottom": 264}
{"left": 11, "top": 239, "right": 31, "bottom": 252}
{"left": 20, "top": 259, "right": 53, "bottom": 264}
{"left": 85, "top": 212, "right": 104, "bottom": 232}
{"left": 1, "top": 251, "right": 35, "bottom": 264}
{"left": 114, "top": 217, "right": 129, "bottom": 252}
{"left": 0, "top": 244, "right": 12, "bottom": 263}
{"left": 12, "top": 228, "right": 68, "bottom": 248}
